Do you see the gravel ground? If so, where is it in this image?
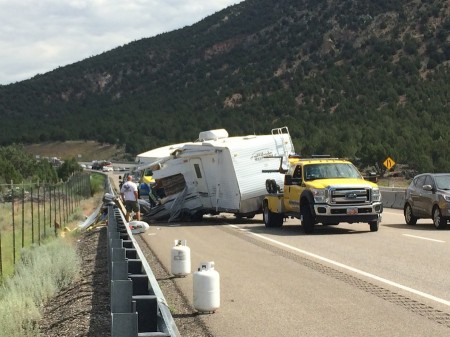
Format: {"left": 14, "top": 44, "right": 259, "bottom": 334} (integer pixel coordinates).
{"left": 39, "top": 226, "right": 111, "bottom": 337}
{"left": 38, "top": 222, "right": 212, "bottom": 337}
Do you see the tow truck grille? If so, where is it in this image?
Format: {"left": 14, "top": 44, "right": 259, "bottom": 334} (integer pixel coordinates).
{"left": 330, "top": 188, "right": 370, "bottom": 204}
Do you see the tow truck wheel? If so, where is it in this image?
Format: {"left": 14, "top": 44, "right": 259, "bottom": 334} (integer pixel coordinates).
{"left": 369, "top": 221, "right": 379, "bottom": 232}
{"left": 263, "top": 201, "right": 283, "bottom": 228}
{"left": 301, "top": 203, "right": 315, "bottom": 234}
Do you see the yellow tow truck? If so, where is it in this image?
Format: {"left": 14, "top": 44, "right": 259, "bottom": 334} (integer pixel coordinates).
{"left": 262, "top": 155, "right": 383, "bottom": 233}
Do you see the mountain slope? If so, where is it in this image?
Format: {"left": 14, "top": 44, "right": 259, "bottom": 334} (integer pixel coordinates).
{"left": 1, "top": 0, "right": 450, "bottom": 172}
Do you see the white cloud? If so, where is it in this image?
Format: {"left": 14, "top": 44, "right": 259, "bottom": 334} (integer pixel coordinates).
{"left": 0, "top": 0, "right": 242, "bottom": 85}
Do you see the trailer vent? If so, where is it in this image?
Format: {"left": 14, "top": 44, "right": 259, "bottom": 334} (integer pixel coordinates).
{"left": 198, "top": 129, "right": 229, "bottom": 141}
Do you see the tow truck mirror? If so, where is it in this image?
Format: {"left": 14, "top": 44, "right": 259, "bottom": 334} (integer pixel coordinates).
{"left": 284, "top": 175, "right": 292, "bottom": 185}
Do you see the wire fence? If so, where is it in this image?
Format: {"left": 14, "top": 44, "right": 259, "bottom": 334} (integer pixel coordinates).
{"left": 0, "top": 173, "right": 91, "bottom": 280}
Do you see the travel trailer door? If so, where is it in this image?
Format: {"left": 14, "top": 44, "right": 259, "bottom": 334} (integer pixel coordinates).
{"left": 190, "top": 158, "right": 212, "bottom": 208}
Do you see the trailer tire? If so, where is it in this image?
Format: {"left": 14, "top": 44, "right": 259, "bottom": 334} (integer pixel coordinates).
{"left": 236, "top": 213, "right": 256, "bottom": 219}
{"left": 263, "top": 201, "right": 283, "bottom": 228}
{"left": 190, "top": 211, "right": 203, "bottom": 222}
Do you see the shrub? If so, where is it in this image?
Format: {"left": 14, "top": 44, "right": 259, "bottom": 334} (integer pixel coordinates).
{"left": 90, "top": 173, "right": 105, "bottom": 196}
{"left": 0, "top": 238, "right": 80, "bottom": 337}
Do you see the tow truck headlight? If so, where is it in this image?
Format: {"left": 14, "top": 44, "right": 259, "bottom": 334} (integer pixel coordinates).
{"left": 311, "top": 189, "right": 327, "bottom": 203}
{"left": 372, "top": 188, "right": 381, "bottom": 202}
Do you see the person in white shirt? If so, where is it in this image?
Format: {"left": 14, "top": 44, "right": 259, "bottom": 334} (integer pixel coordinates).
{"left": 120, "top": 175, "right": 140, "bottom": 222}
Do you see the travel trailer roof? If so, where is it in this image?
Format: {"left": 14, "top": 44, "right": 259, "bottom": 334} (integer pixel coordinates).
{"left": 174, "top": 133, "right": 290, "bottom": 158}
{"left": 135, "top": 142, "right": 190, "bottom": 164}
{"left": 135, "top": 129, "right": 229, "bottom": 164}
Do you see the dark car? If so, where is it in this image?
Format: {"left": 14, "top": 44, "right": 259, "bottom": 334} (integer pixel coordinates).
{"left": 404, "top": 173, "right": 450, "bottom": 229}
{"left": 91, "top": 160, "right": 112, "bottom": 170}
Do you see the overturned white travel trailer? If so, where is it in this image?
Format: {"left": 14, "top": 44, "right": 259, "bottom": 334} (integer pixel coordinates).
{"left": 134, "top": 129, "right": 225, "bottom": 164}
{"left": 146, "top": 127, "right": 295, "bottom": 221}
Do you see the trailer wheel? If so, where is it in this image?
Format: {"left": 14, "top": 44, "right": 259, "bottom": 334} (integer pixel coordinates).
{"left": 263, "top": 201, "right": 283, "bottom": 228}
{"left": 190, "top": 211, "right": 203, "bottom": 222}
{"left": 236, "top": 213, "right": 255, "bottom": 219}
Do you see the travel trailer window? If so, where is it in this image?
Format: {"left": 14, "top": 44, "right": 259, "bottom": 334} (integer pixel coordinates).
{"left": 194, "top": 164, "right": 202, "bottom": 178}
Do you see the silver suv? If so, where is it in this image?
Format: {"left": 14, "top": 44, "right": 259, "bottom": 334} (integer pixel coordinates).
{"left": 404, "top": 173, "right": 450, "bottom": 229}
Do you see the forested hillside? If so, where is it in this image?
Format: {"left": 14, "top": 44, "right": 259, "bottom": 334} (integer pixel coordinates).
{"left": 1, "top": 0, "right": 450, "bottom": 172}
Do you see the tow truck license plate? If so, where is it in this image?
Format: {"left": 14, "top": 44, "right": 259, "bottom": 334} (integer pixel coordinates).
{"left": 347, "top": 208, "right": 358, "bottom": 215}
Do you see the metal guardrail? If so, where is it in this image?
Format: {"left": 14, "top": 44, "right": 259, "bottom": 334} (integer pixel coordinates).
{"left": 104, "top": 178, "right": 180, "bottom": 337}
{"left": 107, "top": 204, "right": 180, "bottom": 337}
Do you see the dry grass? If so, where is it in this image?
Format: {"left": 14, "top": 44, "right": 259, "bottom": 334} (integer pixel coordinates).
{"left": 76, "top": 194, "right": 104, "bottom": 227}
{"left": 0, "top": 191, "right": 104, "bottom": 337}
{"left": 0, "top": 236, "right": 81, "bottom": 337}
{"left": 0, "top": 173, "right": 103, "bottom": 280}
{"left": 24, "top": 141, "right": 130, "bottom": 162}
{"left": 377, "top": 177, "right": 411, "bottom": 188}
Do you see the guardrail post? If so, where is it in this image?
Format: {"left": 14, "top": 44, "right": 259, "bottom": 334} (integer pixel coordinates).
{"left": 128, "top": 259, "right": 144, "bottom": 275}
{"left": 108, "top": 237, "right": 122, "bottom": 280}
{"left": 111, "top": 312, "right": 138, "bottom": 337}
{"left": 111, "top": 247, "right": 128, "bottom": 281}
{"left": 112, "top": 261, "right": 128, "bottom": 281}
{"left": 111, "top": 279, "right": 133, "bottom": 313}
{"left": 133, "top": 295, "right": 159, "bottom": 333}
{"left": 129, "top": 274, "right": 154, "bottom": 296}
{"left": 122, "top": 239, "right": 133, "bottom": 248}
{"left": 112, "top": 247, "right": 126, "bottom": 261}
{"left": 125, "top": 248, "right": 137, "bottom": 259}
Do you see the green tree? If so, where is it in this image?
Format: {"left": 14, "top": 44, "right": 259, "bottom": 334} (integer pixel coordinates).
{"left": 34, "top": 160, "right": 58, "bottom": 183}
{"left": 0, "top": 145, "right": 59, "bottom": 183}
{"left": 57, "top": 158, "right": 83, "bottom": 181}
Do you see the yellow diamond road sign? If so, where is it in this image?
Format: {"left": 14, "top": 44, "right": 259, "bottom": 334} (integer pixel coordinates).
{"left": 383, "top": 157, "right": 396, "bottom": 170}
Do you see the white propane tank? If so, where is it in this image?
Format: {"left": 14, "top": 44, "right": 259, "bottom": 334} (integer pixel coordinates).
{"left": 170, "top": 240, "right": 191, "bottom": 277}
{"left": 193, "top": 261, "right": 220, "bottom": 313}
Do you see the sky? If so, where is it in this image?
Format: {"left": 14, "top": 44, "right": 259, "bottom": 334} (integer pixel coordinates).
{"left": 0, "top": 0, "right": 243, "bottom": 85}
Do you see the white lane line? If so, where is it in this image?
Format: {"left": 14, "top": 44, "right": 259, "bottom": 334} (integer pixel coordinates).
{"left": 229, "top": 225, "right": 450, "bottom": 307}
{"left": 402, "top": 234, "right": 445, "bottom": 243}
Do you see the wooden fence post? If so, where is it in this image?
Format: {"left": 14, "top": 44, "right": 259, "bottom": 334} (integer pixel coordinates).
{"left": 11, "top": 179, "right": 15, "bottom": 265}
{"left": 21, "top": 182, "right": 25, "bottom": 248}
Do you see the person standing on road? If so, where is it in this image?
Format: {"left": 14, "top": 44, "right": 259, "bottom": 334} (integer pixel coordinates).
{"left": 120, "top": 175, "right": 140, "bottom": 222}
